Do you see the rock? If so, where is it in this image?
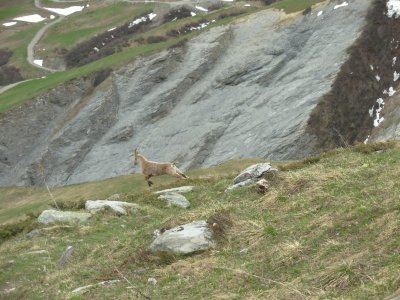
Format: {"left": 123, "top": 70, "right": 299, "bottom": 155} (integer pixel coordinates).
{"left": 150, "top": 220, "right": 215, "bottom": 255}
{"left": 147, "top": 277, "right": 157, "bottom": 285}
{"left": 85, "top": 200, "right": 139, "bottom": 216}
{"left": 255, "top": 179, "right": 269, "bottom": 194}
{"left": 71, "top": 280, "right": 120, "bottom": 294}
{"left": 154, "top": 186, "right": 194, "bottom": 194}
{"left": 38, "top": 210, "right": 91, "bottom": 225}
{"left": 59, "top": 245, "right": 73, "bottom": 267}
{"left": 225, "top": 178, "right": 253, "bottom": 192}
{"left": 107, "top": 194, "right": 121, "bottom": 201}
{"left": 158, "top": 193, "right": 190, "bottom": 208}
{"left": 26, "top": 229, "right": 43, "bottom": 238}
{"left": 233, "top": 163, "right": 277, "bottom": 184}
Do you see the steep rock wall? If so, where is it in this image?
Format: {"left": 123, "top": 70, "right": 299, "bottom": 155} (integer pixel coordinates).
{"left": 0, "top": 0, "right": 374, "bottom": 186}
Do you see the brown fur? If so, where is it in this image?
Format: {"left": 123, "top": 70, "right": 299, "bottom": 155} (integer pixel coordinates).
{"left": 133, "top": 149, "right": 188, "bottom": 186}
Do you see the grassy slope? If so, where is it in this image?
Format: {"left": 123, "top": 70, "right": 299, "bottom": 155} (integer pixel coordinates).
{"left": 0, "top": 142, "right": 399, "bottom": 299}
{"left": 0, "top": 0, "right": 325, "bottom": 113}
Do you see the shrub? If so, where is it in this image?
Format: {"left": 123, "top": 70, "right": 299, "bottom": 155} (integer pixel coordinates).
{"left": 303, "top": 7, "right": 312, "bottom": 15}
{"left": 146, "top": 35, "right": 168, "bottom": 44}
{"left": 0, "top": 65, "right": 23, "bottom": 85}
{"left": 0, "top": 49, "right": 12, "bottom": 66}
{"left": 163, "top": 6, "right": 192, "bottom": 23}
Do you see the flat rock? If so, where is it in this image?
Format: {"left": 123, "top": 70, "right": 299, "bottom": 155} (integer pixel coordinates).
{"left": 107, "top": 194, "right": 121, "bottom": 201}
{"left": 158, "top": 193, "right": 190, "bottom": 208}
{"left": 233, "top": 163, "right": 277, "bottom": 184}
{"left": 85, "top": 200, "right": 139, "bottom": 216}
{"left": 150, "top": 220, "right": 215, "bottom": 255}
{"left": 154, "top": 186, "right": 194, "bottom": 194}
{"left": 225, "top": 178, "right": 253, "bottom": 192}
{"left": 38, "top": 210, "right": 91, "bottom": 225}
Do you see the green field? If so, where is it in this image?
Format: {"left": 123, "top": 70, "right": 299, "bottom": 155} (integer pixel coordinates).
{"left": 0, "top": 142, "right": 399, "bottom": 299}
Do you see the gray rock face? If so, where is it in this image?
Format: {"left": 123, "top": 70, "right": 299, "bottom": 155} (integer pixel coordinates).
{"left": 85, "top": 200, "right": 139, "bottom": 216}
{"left": 0, "top": 0, "right": 373, "bottom": 187}
{"left": 158, "top": 193, "right": 190, "bottom": 208}
{"left": 38, "top": 210, "right": 91, "bottom": 224}
{"left": 150, "top": 220, "right": 215, "bottom": 255}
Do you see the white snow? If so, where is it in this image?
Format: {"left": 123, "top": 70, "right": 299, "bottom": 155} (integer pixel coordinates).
{"left": 387, "top": 0, "right": 400, "bottom": 18}
{"left": 33, "top": 59, "right": 43, "bottom": 66}
{"left": 369, "top": 106, "right": 374, "bottom": 117}
{"left": 394, "top": 71, "right": 400, "bottom": 81}
{"left": 3, "top": 22, "right": 17, "bottom": 27}
{"left": 128, "top": 13, "right": 156, "bottom": 29}
{"left": 370, "top": 65, "right": 374, "bottom": 71}
{"left": 13, "top": 14, "right": 46, "bottom": 23}
{"left": 50, "top": 15, "right": 55, "bottom": 20}
{"left": 383, "top": 87, "right": 396, "bottom": 96}
{"left": 363, "top": 135, "right": 370, "bottom": 144}
{"left": 222, "top": 0, "right": 234, "bottom": 2}
{"left": 334, "top": 2, "right": 348, "bottom": 10}
{"left": 195, "top": 6, "right": 208, "bottom": 12}
{"left": 108, "top": 27, "right": 116, "bottom": 32}
{"left": 317, "top": 11, "right": 323, "bottom": 17}
{"left": 376, "top": 75, "right": 381, "bottom": 82}
{"left": 172, "top": 17, "right": 177, "bottom": 21}
{"left": 393, "top": 57, "right": 397, "bottom": 66}
{"left": 191, "top": 12, "right": 197, "bottom": 17}
{"left": 244, "top": 4, "right": 251, "bottom": 7}
{"left": 371, "top": 98, "right": 386, "bottom": 127}
{"left": 43, "top": 6, "right": 84, "bottom": 16}
{"left": 190, "top": 22, "right": 209, "bottom": 31}
{"left": 93, "top": 47, "right": 99, "bottom": 52}
{"left": 374, "top": 117, "right": 384, "bottom": 127}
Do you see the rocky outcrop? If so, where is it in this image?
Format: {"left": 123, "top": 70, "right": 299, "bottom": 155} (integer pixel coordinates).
{"left": 85, "top": 200, "right": 139, "bottom": 215}
{"left": 0, "top": 0, "right": 375, "bottom": 186}
{"left": 158, "top": 193, "right": 190, "bottom": 208}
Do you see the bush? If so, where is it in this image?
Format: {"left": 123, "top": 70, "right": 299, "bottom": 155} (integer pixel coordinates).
{"left": 0, "top": 215, "right": 37, "bottom": 244}
{"left": 303, "top": 7, "right": 312, "bottom": 15}
{"left": 0, "top": 49, "right": 12, "bottom": 66}
{"left": 0, "top": 65, "right": 23, "bottom": 85}
{"left": 163, "top": 6, "right": 192, "bottom": 23}
{"left": 146, "top": 35, "right": 168, "bottom": 44}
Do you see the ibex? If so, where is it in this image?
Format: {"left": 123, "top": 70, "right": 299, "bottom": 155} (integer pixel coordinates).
{"left": 133, "top": 149, "right": 188, "bottom": 186}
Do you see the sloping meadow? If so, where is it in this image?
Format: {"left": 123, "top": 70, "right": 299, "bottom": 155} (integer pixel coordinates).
{"left": 0, "top": 142, "right": 399, "bottom": 299}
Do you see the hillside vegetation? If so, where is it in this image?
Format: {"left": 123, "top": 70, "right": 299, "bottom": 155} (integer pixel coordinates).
{"left": 0, "top": 142, "right": 399, "bottom": 299}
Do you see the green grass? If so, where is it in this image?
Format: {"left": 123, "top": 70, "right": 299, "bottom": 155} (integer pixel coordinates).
{"left": 0, "top": 142, "right": 399, "bottom": 299}
{"left": 271, "top": 0, "right": 325, "bottom": 13}
{"left": 0, "top": 0, "right": 36, "bottom": 21}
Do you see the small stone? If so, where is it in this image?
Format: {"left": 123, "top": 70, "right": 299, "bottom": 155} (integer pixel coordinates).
{"left": 255, "top": 179, "right": 269, "bottom": 194}
{"left": 107, "top": 194, "right": 121, "bottom": 201}
{"left": 85, "top": 200, "right": 139, "bottom": 216}
{"left": 154, "top": 186, "right": 193, "bottom": 194}
{"left": 26, "top": 229, "right": 43, "bottom": 238}
{"left": 147, "top": 277, "right": 157, "bottom": 285}
{"left": 59, "top": 246, "right": 73, "bottom": 267}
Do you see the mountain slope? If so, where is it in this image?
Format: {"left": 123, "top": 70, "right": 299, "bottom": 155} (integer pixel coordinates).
{"left": 0, "top": 0, "right": 375, "bottom": 186}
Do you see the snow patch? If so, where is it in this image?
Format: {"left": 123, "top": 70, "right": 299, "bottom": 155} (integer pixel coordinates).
{"left": 195, "top": 6, "right": 208, "bottom": 12}
{"left": 383, "top": 87, "right": 396, "bottom": 96}
{"left": 108, "top": 27, "right": 116, "bottom": 32}
{"left": 128, "top": 13, "right": 156, "bottom": 29}
{"left": 13, "top": 14, "right": 46, "bottom": 23}
{"left": 393, "top": 57, "right": 397, "bottom": 66}
{"left": 369, "top": 65, "right": 374, "bottom": 71}
{"left": 394, "top": 71, "right": 400, "bottom": 81}
{"left": 3, "top": 22, "right": 17, "bottom": 27}
{"left": 222, "top": 0, "right": 234, "bottom": 2}
{"left": 363, "top": 135, "right": 370, "bottom": 144}
{"left": 317, "top": 11, "right": 323, "bottom": 17}
{"left": 244, "top": 4, "right": 251, "bottom": 7}
{"left": 33, "top": 59, "right": 43, "bottom": 66}
{"left": 93, "top": 47, "right": 99, "bottom": 52}
{"left": 191, "top": 12, "right": 197, "bottom": 17}
{"left": 334, "top": 2, "right": 348, "bottom": 10}
{"left": 43, "top": 6, "right": 84, "bottom": 16}
{"left": 50, "top": 15, "right": 55, "bottom": 20}
{"left": 387, "top": 0, "right": 400, "bottom": 18}
{"left": 375, "top": 75, "right": 381, "bottom": 82}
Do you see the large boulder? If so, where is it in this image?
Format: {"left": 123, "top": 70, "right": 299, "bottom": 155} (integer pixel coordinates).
{"left": 158, "top": 193, "right": 190, "bottom": 209}
{"left": 38, "top": 210, "right": 91, "bottom": 225}
{"left": 85, "top": 200, "right": 139, "bottom": 216}
{"left": 233, "top": 163, "right": 277, "bottom": 184}
{"left": 150, "top": 220, "right": 215, "bottom": 255}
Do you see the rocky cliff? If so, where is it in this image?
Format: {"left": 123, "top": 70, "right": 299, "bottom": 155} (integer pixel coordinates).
{"left": 0, "top": 0, "right": 379, "bottom": 186}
